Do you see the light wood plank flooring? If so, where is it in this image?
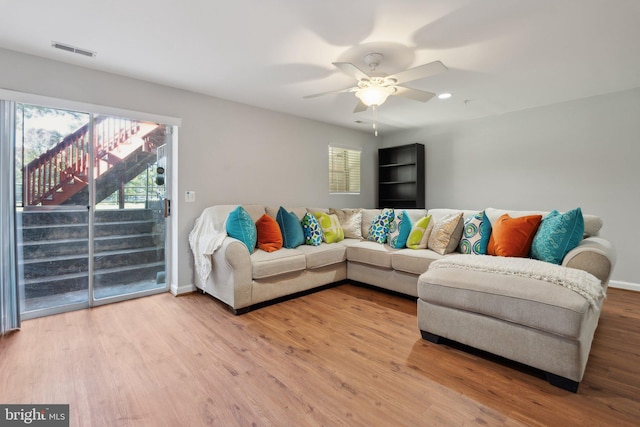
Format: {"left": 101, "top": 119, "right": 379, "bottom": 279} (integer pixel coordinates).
{"left": 1, "top": 285, "right": 638, "bottom": 426}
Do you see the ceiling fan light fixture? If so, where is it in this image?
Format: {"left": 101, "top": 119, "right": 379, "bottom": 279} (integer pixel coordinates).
{"left": 438, "top": 92, "right": 452, "bottom": 99}
{"left": 355, "top": 85, "right": 396, "bottom": 107}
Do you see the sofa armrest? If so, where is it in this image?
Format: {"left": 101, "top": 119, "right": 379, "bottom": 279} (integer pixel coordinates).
{"left": 562, "top": 237, "right": 616, "bottom": 285}
{"left": 207, "top": 237, "right": 253, "bottom": 310}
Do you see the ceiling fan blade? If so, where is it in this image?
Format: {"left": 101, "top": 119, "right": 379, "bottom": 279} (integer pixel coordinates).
{"left": 332, "top": 62, "right": 370, "bottom": 81}
{"left": 353, "top": 100, "right": 368, "bottom": 113}
{"left": 388, "top": 61, "right": 447, "bottom": 84}
{"left": 393, "top": 87, "right": 437, "bottom": 102}
{"left": 303, "top": 86, "right": 357, "bottom": 99}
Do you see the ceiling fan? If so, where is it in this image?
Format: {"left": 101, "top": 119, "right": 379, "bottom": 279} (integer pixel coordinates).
{"left": 304, "top": 53, "right": 448, "bottom": 113}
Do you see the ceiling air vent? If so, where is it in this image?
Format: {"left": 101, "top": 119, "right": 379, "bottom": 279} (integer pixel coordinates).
{"left": 51, "top": 41, "right": 96, "bottom": 58}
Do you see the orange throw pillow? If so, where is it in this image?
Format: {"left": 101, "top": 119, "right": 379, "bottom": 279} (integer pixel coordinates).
{"left": 255, "top": 214, "right": 283, "bottom": 252}
{"left": 487, "top": 214, "right": 542, "bottom": 257}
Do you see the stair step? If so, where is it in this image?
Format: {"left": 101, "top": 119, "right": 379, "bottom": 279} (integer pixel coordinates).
{"left": 22, "top": 261, "right": 165, "bottom": 298}
{"left": 21, "top": 246, "right": 164, "bottom": 279}
{"left": 95, "top": 209, "right": 153, "bottom": 222}
{"left": 20, "top": 219, "right": 156, "bottom": 241}
{"left": 94, "top": 262, "right": 165, "bottom": 288}
{"left": 19, "top": 209, "right": 87, "bottom": 226}
{"left": 20, "top": 233, "right": 162, "bottom": 258}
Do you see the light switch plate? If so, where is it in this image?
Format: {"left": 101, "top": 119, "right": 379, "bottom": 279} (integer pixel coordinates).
{"left": 185, "top": 191, "right": 196, "bottom": 202}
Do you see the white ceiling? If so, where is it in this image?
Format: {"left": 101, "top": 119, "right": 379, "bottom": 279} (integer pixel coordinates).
{"left": 1, "top": 0, "right": 639, "bottom": 134}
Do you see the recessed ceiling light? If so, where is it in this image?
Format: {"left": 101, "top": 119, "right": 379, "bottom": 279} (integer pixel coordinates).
{"left": 438, "top": 93, "right": 452, "bottom": 100}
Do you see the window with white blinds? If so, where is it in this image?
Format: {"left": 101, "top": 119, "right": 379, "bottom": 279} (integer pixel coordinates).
{"left": 328, "top": 145, "right": 361, "bottom": 194}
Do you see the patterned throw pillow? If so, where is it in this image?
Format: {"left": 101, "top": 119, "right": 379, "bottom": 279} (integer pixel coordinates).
{"left": 406, "top": 215, "right": 432, "bottom": 249}
{"left": 367, "top": 208, "right": 394, "bottom": 244}
{"left": 313, "top": 212, "right": 344, "bottom": 243}
{"left": 225, "top": 206, "right": 257, "bottom": 252}
{"left": 531, "top": 208, "right": 584, "bottom": 264}
{"left": 329, "top": 208, "right": 363, "bottom": 239}
{"left": 276, "top": 206, "right": 304, "bottom": 248}
{"left": 428, "top": 212, "right": 464, "bottom": 255}
{"left": 388, "top": 210, "right": 413, "bottom": 248}
{"left": 459, "top": 211, "right": 492, "bottom": 255}
{"left": 301, "top": 213, "right": 323, "bottom": 246}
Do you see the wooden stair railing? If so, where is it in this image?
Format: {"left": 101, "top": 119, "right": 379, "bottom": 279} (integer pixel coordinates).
{"left": 24, "top": 116, "right": 160, "bottom": 206}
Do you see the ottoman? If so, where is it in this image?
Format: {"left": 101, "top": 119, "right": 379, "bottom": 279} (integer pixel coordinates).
{"left": 417, "top": 255, "right": 606, "bottom": 392}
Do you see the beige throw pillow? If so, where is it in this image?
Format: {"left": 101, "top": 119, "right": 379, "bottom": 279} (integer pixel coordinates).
{"left": 329, "top": 208, "right": 363, "bottom": 239}
{"left": 427, "top": 212, "right": 464, "bottom": 255}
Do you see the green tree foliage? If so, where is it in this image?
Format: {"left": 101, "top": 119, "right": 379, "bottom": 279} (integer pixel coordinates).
{"left": 17, "top": 104, "right": 88, "bottom": 165}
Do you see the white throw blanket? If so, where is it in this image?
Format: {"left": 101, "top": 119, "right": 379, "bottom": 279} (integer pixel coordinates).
{"left": 188, "top": 206, "right": 229, "bottom": 285}
{"left": 429, "top": 254, "right": 605, "bottom": 310}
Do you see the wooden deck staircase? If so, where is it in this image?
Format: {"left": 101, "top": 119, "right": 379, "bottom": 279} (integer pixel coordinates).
{"left": 24, "top": 116, "right": 164, "bottom": 206}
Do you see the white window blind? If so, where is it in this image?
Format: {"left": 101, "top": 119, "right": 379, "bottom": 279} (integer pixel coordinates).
{"left": 329, "top": 145, "right": 361, "bottom": 194}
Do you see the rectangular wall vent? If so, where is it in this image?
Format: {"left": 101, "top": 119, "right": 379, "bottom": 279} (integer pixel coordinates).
{"left": 51, "top": 41, "right": 96, "bottom": 58}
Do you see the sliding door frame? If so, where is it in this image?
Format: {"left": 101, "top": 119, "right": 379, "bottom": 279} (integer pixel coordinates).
{"left": 0, "top": 88, "right": 180, "bottom": 318}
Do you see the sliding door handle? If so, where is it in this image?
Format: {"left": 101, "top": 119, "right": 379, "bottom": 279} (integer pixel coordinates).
{"left": 164, "top": 199, "right": 170, "bottom": 218}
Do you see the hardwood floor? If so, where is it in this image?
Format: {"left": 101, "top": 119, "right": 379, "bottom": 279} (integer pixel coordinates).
{"left": 1, "top": 285, "right": 638, "bottom": 426}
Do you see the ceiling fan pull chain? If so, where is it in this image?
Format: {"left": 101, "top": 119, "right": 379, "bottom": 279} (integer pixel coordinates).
{"left": 373, "top": 105, "right": 378, "bottom": 137}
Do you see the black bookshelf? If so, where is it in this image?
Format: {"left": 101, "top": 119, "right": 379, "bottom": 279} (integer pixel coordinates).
{"left": 378, "top": 143, "right": 425, "bottom": 209}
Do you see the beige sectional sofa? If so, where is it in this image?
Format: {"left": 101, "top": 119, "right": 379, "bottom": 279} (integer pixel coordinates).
{"left": 190, "top": 204, "right": 615, "bottom": 392}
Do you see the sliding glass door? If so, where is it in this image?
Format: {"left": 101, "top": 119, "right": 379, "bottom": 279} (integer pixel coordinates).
{"left": 12, "top": 102, "right": 171, "bottom": 319}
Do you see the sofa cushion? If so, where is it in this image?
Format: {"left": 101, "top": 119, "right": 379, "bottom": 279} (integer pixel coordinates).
{"left": 226, "top": 206, "right": 257, "bottom": 252}
{"left": 428, "top": 212, "right": 464, "bottom": 255}
{"left": 295, "top": 243, "right": 347, "bottom": 269}
{"left": 531, "top": 208, "right": 585, "bottom": 265}
{"left": 488, "top": 214, "right": 542, "bottom": 257}
{"left": 267, "top": 206, "right": 308, "bottom": 221}
{"left": 241, "top": 204, "right": 268, "bottom": 222}
{"left": 276, "top": 207, "right": 304, "bottom": 248}
{"left": 361, "top": 209, "right": 381, "bottom": 239}
{"left": 255, "top": 214, "right": 283, "bottom": 252}
{"left": 251, "top": 248, "right": 306, "bottom": 279}
{"left": 392, "top": 248, "right": 444, "bottom": 275}
{"left": 418, "top": 266, "right": 599, "bottom": 339}
{"left": 329, "top": 208, "right": 363, "bottom": 239}
{"left": 347, "top": 240, "right": 396, "bottom": 268}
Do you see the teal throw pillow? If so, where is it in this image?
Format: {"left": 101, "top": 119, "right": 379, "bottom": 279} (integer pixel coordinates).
{"left": 459, "top": 210, "right": 492, "bottom": 255}
{"left": 225, "top": 206, "right": 257, "bottom": 252}
{"left": 388, "top": 210, "right": 412, "bottom": 248}
{"left": 531, "top": 207, "right": 584, "bottom": 264}
{"left": 367, "top": 208, "right": 394, "bottom": 244}
{"left": 301, "top": 213, "right": 323, "bottom": 246}
{"left": 276, "top": 206, "right": 304, "bottom": 248}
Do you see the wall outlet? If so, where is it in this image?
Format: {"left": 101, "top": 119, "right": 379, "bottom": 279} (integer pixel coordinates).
{"left": 185, "top": 191, "right": 196, "bottom": 203}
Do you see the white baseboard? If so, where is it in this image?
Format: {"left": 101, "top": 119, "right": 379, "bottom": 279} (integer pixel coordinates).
{"left": 170, "top": 283, "right": 197, "bottom": 296}
{"left": 608, "top": 280, "right": 640, "bottom": 292}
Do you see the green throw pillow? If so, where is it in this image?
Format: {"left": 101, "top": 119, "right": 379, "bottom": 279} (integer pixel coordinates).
{"left": 406, "top": 215, "right": 432, "bottom": 249}
{"left": 313, "top": 212, "right": 344, "bottom": 243}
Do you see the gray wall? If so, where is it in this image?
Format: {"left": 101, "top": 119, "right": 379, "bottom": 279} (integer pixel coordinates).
{"left": 0, "top": 48, "right": 378, "bottom": 291}
{"left": 383, "top": 88, "right": 640, "bottom": 285}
